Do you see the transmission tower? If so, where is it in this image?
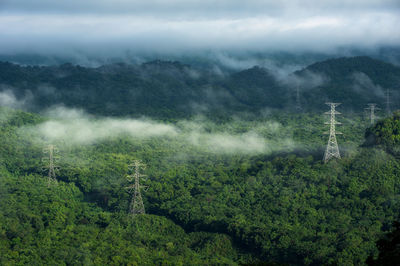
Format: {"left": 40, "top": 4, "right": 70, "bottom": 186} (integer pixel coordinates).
{"left": 125, "top": 160, "right": 147, "bottom": 216}
{"left": 365, "top": 103, "right": 380, "bottom": 125}
{"left": 323, "top": 103, "right": 342, "bottom": 163}
{"left": 385, "top": 89, "right": 391, "bottom": 116}
{"left": 42, "top": 144, "right": 59, "bottom": 186}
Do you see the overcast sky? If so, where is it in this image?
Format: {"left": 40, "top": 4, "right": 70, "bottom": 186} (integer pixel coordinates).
{"left": 0, "top": 0, "right": 399, "bottom": 58}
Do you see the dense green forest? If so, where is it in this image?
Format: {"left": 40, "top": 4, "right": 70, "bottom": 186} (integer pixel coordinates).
{"left": 1, "top": 56, "right": 400, "bottom": 265}
{"left": 1, "top": 103, "right": 400, "bottom": 265}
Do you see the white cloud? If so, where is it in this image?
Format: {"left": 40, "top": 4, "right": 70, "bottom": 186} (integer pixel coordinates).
{"left": 34, "top": 107, "right": 178, "bottom": 144}
{"left": 24, "top": 107, "right": 297, "bottom": 154}
{"left": 0, "top": 1, "right": 399, "bottom": 56}
{"left": 187, "top": 130, "right": 294, "bottom": 154}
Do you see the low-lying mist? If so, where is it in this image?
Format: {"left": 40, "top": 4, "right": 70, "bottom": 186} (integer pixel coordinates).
{"left": 20, "top": 106, "right": 297, "bottom": 155}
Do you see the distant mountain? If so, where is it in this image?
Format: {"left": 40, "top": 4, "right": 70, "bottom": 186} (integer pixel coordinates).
{"left": 223, "top": 66, "right": 286, "bottom": 108}
{"left": 0, "top": 60, "right": 220, "bottom": 117}
{"left": 295, "top": 56, "right": 400, "bottom": 111}
{"left": 0, "top": 56, "right": 399, "bottom": 117}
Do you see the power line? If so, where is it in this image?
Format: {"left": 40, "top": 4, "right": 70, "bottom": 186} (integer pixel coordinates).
{"left": 323, "top": 103, "right": 342, "bottom": 163}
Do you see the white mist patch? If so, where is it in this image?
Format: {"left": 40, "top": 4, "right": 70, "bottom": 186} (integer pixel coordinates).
{"left": 181, "top": 118, "right": 295, "bottom": 154}
{"left": 214, "top": 53, "right": 261, "bottom": 70}
{"left": 26, "top": 107, "right": 297, "bottom": 154}
{"left": 35, "top": 118, "right": 178, "bottom": 144}
{"left": 352, "top": 72, "right": 384, "bottom": 98}
{"left": 279, "top": 70, "right": 328, "bottom": 89}
{"left": 0, "top": 89, "right": 33, "bottom": 109}
{"left": 188, "top": 132, "right": 295, "bottom": 154}
{"left": 187, "top": 131, "right": 266, "bottom": 153}
{"left": 30, "top": 107, "right": 178, "bottom": 144}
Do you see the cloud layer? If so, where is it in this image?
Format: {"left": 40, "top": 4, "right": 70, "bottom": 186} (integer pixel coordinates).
{"left": 2, "top": 1, "right": 398, "bottom": 17}
{"left": 0, "top": 1, "right": 399, "bottom": 57}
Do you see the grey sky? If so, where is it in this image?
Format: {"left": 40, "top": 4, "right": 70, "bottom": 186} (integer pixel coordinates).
{"left": 0, "top": 0, "right": 399, "bottom": 57}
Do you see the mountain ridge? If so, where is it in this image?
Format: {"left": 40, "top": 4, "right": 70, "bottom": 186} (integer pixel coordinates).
{"left": 0, "top": 56, "right": 399, "bottom": 117}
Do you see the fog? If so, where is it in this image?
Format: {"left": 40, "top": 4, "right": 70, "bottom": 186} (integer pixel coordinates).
{"left": 0, "top": 0, "right": 399, "bottom": 61}
{"left": 19, "top": 106, "right": 296, "bottom": 155}
{"left": 32, "top": 107, "right": 178, "bottom": 144}
{"left": 352, "top": 72, "right": 385, "bottom": 98}
{"left": 279, "top": 70, "right": 329, "bottom": 91}
{"left": 0, "top": 88, "right": 33, "bottom": 110}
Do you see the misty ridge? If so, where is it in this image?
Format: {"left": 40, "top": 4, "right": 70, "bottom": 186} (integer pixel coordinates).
{"left": 0, "top": 55, "right": 400, "bottom": 120}
{"left": 0, "top": 55, "right": 398, "bottom": 158}
{"left": 0, "top": 54, "right": 398, "bottom": 159}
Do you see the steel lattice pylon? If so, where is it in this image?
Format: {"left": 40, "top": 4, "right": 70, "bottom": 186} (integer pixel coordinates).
{"left": 42, "top": 144, "right": 59, "bottom": 186}
{"left": 323, "top": 103, "right": 342, "bottom": 163}
{"left": 126, "top": 160, "right": 147, "bottom": 216}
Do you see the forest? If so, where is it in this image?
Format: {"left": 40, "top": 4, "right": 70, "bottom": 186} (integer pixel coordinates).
{"left": 1, "top": 56, "right": 400, "bottom": 265}
{"left": 1, "top": 56, "right": 399, "bottom": 118}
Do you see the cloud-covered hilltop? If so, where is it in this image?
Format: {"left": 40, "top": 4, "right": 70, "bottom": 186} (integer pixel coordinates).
{"left": 0, "top": 0, "right": 399, "bottom": 59}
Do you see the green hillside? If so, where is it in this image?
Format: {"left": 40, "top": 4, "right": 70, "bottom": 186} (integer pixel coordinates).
{"left": 1, "top": 106, "right": 399, "bottom": 265}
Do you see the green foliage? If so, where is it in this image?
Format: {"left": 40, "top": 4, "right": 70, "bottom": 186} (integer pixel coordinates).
{"left": 0, "top": 169, "right": 241, "bottom": 265}
{"left": 1, "top": 106, "right": 400, "bottom": 265}
{"left": 365, "top": 111, "right": 400, "bottom": 155}
{"left": 367, "top": 220, "right": 400, "bottom": 265}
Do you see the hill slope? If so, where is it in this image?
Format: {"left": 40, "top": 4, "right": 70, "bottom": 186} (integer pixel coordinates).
{"left": 0, "top": 56, "right": 399, "bottom": 117}
{"left": 295, "top": 56, "right": 400, "bottom": 110}
{"left": 1, "top": 107, "right": 400, "bottom": 264}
